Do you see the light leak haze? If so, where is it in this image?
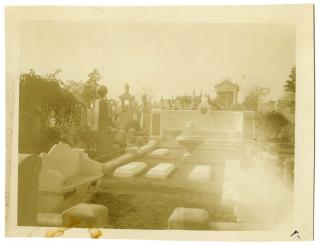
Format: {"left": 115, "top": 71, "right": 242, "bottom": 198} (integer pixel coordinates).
{"left": 20, "top": 20, "right": 295, "bottom": 102}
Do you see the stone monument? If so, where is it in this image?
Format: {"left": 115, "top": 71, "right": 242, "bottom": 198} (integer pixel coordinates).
{"left": 118, "top": 84, "right": 135, "bottom": 129}
{"left": 176, "top": 121, "right": 204, "bottom": 162}
{"left": 214, "top": 80, "right": 239, "bottom": 110}
{"left": 93, "top": 85, "right": 113, "bottom": 153}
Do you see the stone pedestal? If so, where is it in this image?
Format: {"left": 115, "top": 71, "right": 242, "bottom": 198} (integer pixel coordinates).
{"left": 18, "top": 154, "right": 42, "bottom": 226}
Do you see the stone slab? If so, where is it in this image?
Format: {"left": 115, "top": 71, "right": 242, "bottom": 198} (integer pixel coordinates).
{"left": 62, "top": 203, "right": 108, "bottom": 228}
{"left": 188, "top": 165, "right": 212, "bottom": 181}
{"left": 149, "top": 148, "right": 170, "bottom": 157}
{"left": 113, "top": 162, "right": 147, "bottom": 178}
{"left": 168, "top": 207, "right": 209, "bottom": 230}
{"left": 222, "top": 160, "right": 242, "bottom": 201}
{"left": 146, "top": 163, "right": 175, "bottom": 179}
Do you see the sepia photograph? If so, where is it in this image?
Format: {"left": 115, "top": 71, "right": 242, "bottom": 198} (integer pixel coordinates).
{"left": 5, "top": 4, "right": 315, "bottom": 241}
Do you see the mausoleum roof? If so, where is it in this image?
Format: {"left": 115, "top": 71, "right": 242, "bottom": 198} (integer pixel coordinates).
{"left": 214, "top": 80, "right": 239, "bottom": 91}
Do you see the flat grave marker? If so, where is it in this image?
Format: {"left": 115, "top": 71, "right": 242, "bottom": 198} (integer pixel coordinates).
{"left": 113, "top": 162, "right": 147, "bottom": 178}
{"left": 188, "top": 165, "right": 212, "bottom": 181}
{"left": 146, "top": 163, "right": 175, "bottom": 179}
{"left": 148, "top": 148, "right": 170, "bottom": 158}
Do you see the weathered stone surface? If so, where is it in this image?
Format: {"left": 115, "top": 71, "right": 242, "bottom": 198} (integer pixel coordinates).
{"left": 149, "top": 148, "right": 170, "bottom": 157}
{"left": 188, "top": 165, "right": 212, "bottom": 181}
{"left": 62, "top": 203, "right": 108, "bottom": 228}
{"left": 18, "top": 154, "right": 42, "bottom": 226}
{"left": 234, "top": 164, "right": 293, "bottom": 225}
{"left": 39, "top": 142, "right": 103, "bottom": 192}
{"left": 222, "top": 159, "right": 243, "bottom": 202}
{"left": 168, "top": 207, "right": 209, "bottom": 230}
{"left": 113, "top": 162, "right": 147, "bottom": 177}
{"left": 146, "top": 163, "right": 175, "bottom": 179}
{"left": 38, "top": 142, "right": 103, "bottom": 213}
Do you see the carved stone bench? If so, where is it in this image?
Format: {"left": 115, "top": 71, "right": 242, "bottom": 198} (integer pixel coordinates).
{"left": 38, "top": 142, "right": 103, "bottom": 213}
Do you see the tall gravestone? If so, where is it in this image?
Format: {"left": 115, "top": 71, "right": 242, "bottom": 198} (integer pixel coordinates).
{"left": 118, "top": 84, "right": 135, "bottom": 129}
{"left": 18, "top": 154, "right": 42, "bottom": 226}
{"left": 140, "top": 94, "right": 151, "bottom": 134}
{"left": 93, "top": 85, "right": 113, "bottom": 153}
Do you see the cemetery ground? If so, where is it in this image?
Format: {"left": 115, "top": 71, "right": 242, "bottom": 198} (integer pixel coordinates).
{"left": 91, "top": 148, "right": 252, "bottom": 229}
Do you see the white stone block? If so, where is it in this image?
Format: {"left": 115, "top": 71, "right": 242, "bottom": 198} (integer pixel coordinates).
{"left": 146, "top": 163, "right": 175, "bottom": 179}
{"left": 188, "top": 165, "right": 212, "bottom": 181}
{"left": 168, "top": 207, "right": 209, "bottom": 230}
{"left": 113, "top": 162, "right": 147, "bottom": 178}
{"left": 149, "top": 148, "right": 170, "bottom": 157}
{"left": 62, "top": 203, "right": 108, "bottom": 228}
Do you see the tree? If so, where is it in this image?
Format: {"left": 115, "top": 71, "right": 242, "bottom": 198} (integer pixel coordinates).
{"left": 283, "top": 66, "right": 296, "bottom": 113}
{"left": 81, "top": 68, "right": 101, "bottom": 107}
{"left": 260, "top": 111, "right": 289, "bottom": 140}
{"left": 284, "top": 66, "right": 296, "bottom": 93}
{"left": 19, "top": 70, "right": 83, "bottom": 153}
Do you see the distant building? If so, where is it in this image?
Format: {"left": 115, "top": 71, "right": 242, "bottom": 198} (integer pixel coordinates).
{"left": 214, "top": 80, "right": 240, "bottom": 110}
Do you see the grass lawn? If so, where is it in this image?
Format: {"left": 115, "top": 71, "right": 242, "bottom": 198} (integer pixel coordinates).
{"left": 91, "top": 148, "right": 247, "bottom": 229}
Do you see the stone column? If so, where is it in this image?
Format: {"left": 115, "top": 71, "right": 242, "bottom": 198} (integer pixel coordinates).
{"left": 18, "top": 154, "right": 42, "bottom": 226}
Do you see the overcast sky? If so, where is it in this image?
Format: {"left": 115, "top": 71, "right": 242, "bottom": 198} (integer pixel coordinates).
{"left": 20, "top": 20, "right": 295, "bottom": 102}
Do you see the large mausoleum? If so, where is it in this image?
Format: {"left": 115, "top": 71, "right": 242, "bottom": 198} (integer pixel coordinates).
{"left": 214, "top": 80, "right": 240, "bottom": 110}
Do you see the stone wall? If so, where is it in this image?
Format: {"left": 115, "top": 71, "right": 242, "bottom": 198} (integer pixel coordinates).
{"left": 150, "top": 109, "right": 255, "bottom": 142}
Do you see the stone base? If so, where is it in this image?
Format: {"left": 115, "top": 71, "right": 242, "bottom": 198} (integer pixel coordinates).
{"left": 38, "top": 180, "right": 101, "bottom": 213}
{"left": 62, "top": 203, "right": 108, "bottom": 228}
{"left": 168, "top": 207, "right": 209, "bottom": 230}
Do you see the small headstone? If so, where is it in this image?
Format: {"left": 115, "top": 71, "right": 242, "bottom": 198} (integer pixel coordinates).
{"left": 149, "top": 148, "right": 170, "bottom": 157}
{"left": 188, "top": 165, "right": 212, "bottom": 181}
{"left": 168, "top": 207, "right": 209, "bottom": 230}
{"left": 146, "top": 163, "right": 175, "bottom": 179}
{"left": 113, "top": 162, "right": 147, "bottom": 177}
{"left": 62, "top": 203, "right": 108, "bottom": 228}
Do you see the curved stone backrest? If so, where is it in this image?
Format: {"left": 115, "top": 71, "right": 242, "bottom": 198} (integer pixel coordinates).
{"left": 40, "top": 141, "right": 80, "bottom": 179}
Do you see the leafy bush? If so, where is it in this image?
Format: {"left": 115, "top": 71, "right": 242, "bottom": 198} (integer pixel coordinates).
{"left": 259, "top": 111, "right": 289, "bottom": 140}
{"left": 279, "top": 123, "right": 295, "bottom": 143}
{"left": 19, "top": 70, "right": 85, "bottom": 153}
